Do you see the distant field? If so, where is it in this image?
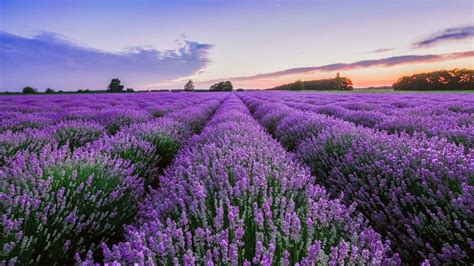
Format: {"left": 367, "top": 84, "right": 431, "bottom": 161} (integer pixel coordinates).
{"left": 1, "top": 92, "right": 472, "bottom": 264}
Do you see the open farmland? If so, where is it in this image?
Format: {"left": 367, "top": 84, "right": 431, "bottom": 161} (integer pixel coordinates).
{"left": 1, "top": 92, "right": 473, "bottom": 265}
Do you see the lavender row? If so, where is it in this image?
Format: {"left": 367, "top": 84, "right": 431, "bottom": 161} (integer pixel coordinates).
{"left": 245, "top": 92, "right": 473, "bottom": 150}
{"left": 0, "top": 98, "right": 223, "bottom": 264}
{"left": 99, "top": 95, "right": 399, "bottom": 265}
{"left": 240, "top": 95, "right": 474, "bottom": 264}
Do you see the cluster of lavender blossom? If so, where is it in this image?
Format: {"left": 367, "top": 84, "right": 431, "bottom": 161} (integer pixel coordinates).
{"left": 239, "top": 92, "right": 473, "bottom": 264}
{"left": 1, "top": 93, "right": 225, "bottom": 264}
{"left": 101, "top": 95, "right": 399, "bottom": 265}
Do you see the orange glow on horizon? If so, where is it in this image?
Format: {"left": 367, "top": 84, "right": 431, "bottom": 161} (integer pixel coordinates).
{"left": 195, "top": 57, "right": 473, "bottom": 89}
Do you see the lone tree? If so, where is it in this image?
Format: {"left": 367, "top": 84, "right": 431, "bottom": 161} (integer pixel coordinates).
{"left": 184, "top": 80, "right": 195, "bottom": 91}
{"left": 45, "top": 88, "right": 55, "bottom": 93}
{"left": 107, "top": 78, "right": 124, "bottom": 92}
{"left": 210, "top": 81, "right": 233, "bottom": 91}
{"left": 126, "top": 88, "right": 135, "bottom": 92}
{"left": 335, "top": 73, "right": 342, "bottom": 90}
{"left": 295, "top": 79, "right": 305, "bottom": 90}
{"left": 22, "top": 86, "right": 38, "bottom": 94}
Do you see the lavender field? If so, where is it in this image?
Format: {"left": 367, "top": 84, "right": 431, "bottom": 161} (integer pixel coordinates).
{"left": 1, "top": 92, "right": 473, "bottom": 265}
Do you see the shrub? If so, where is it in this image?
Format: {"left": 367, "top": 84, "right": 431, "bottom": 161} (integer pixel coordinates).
{"left": 0, "top": 129, "right": 54, "bottom": 167}
{"left": 86, "top": 132, "right": 160, "bottom": 188}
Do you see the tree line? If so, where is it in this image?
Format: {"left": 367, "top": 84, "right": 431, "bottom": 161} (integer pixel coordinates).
{"left": 20, "top": 78, "right": 135, "bottom": 94}
{"left": 182, "top": 80, "right": 234, "bottom": 91}
{"left": 270, "top": 73, "right": 353, "bottom": 91}
{"left": 393, "top": 69, "right": 473, "bottom": 91}
{"left": 19, "top": 79, "right": 235, "bottom": 94}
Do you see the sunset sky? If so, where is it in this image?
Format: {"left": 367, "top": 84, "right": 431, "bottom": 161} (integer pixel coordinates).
{"left": 1, "top": 0, "right": 473, "bottom": 91}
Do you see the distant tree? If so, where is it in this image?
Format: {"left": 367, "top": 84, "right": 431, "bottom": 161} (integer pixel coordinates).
{"left": 184, "top": 80, "right": 195, "bottom": 91}
{"left": 108, "top": 78, "right": 124, "bottom": 92}
{"left": 22, "top": 86, "right": 38, "bottom": 94}
{"left": 77, "top": 89, "right": 84, "bottom": 93}
{"left": 210, "top": 81, "right": 233, "bottom": 91}
{"left": 45, "top": 88, "right": 55, "bottom": 93}
{"left": 126, "top": 88, "right": 135, "bottom": 92}
{"left": 236, "top": 88, "right": 245, "bottom": 92}
{"left": 294, "top": 80, "right": 305, "bottom": 90}
{"left": 335, "top": 73, "right": 342, "bottom": 90}
{"left": 58, "top": 90, "right": 64, "bottom": 93}
{"left": 393, "top": 69, "right": 473, "bottom": 90}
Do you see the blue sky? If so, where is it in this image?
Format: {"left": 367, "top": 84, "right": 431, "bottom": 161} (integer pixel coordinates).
{"left": 0, "top": 0, "right": 473, "bottom": 90}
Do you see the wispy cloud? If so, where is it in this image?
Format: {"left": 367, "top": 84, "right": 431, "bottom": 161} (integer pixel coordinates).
{"left": 413, "top": 25, "right": 474, "bottom": 48}
{"left": 0, "top": 31, "right": 213, "bottom": 90}
{"left": 370, "top": 48, "right": 395, "bottom": 53}
{"left": 205, "top": 51, "right": 474, "bottom": 83}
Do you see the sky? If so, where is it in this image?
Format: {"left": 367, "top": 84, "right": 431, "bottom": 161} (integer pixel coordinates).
{"left": 0, "top": 0, "right": 473, "bottom": 91}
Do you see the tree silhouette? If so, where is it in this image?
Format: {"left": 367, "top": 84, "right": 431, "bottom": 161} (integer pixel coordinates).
{"left": 210, "top": 81, "right": 233, "bottom": 91}
{"left": 184, "top": 80, "right": 195, "bottom": 91}
{"left": 393, "top": 69, "right": 473, "bottom": 90}
{"left": 107, "top": 78, "right": 124, "bottom": 92}
{"left": 271, "top": 75, "right": 353, "bottom": 91}
{"left": 22, "top": 86, "right": 38, "bottom": 93}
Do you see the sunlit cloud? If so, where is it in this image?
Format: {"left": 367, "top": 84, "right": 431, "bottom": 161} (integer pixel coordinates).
{"left": 0, "top": 31, "right": 213, "bottom": 90}
{"left": 204, "top": 51, "right": 474, "bottom": 84}
{"left": 370, "top": 48, "right": 395, "bottom": 53}
{"left": 413, "top": 25, "right": 474, "bottom": 48}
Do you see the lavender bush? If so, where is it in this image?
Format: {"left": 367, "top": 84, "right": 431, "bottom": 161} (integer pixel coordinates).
{"left": 0, "top": 146, "right": 143, "bottom": 264}
{"left": 85, "top": 132, "right": 160, "bottom": 188}
{"left": 0, "top": 129, "right": 55, "bottom": 167}
{"left": 51, "top": 120, "right": 105, "bottom": 150}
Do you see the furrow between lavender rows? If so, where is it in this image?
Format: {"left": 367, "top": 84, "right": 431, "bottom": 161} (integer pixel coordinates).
{"left": 0, "top": 96, "right": 225, "bottom": 264}
{"left": 100, "top": 95, "right": 399, "bottom": 265}
{"left": 238, "top": 94, "right": 473, "bottom": 264}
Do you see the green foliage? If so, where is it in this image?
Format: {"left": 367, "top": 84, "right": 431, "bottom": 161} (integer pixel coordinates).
{"left": 22, "top": 87, "right": 38, "bottom": 94}
{"left": 106, "top": 117, "right": 134, "bottom": 135}
{"left": 146, "top": 133, "right": 180, "bottom": 169}
{"left": 209, "top": 81, "right": 233, "bottom": 91}
{"left": 393, "top": 69, "right": 474, "bottom": 90}
{"left": 107, "top": 78, "right": 124, "bottom": 93}
{"left": 126, "top": 88, "right": 134, "bottom": 92}
{"left": 184, "top": 80, "right": 194, "bottom": 91}
{"left": 45, "top": 88, "right": 55, "bottom": 93}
